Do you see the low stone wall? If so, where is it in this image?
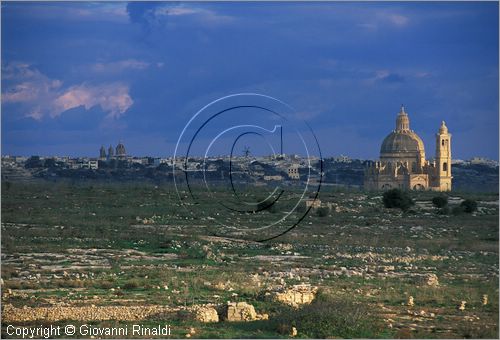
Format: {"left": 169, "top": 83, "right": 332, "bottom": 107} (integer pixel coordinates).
{"left": 2, "top": 303, "right": 263, "bottom": 324}
{"left": 2, "top": 304, "right": 176, "bottom": 323}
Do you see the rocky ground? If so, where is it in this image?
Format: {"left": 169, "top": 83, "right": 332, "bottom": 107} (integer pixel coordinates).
{"left": 1, "top": 182, "right": 498, "bottom": 338}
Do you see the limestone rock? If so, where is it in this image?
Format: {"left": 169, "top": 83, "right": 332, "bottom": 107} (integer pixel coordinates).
{"left": 273, "top": 284, "right": 318, "bottom": 307}
{"left": 256, "top": 313, "right": 269, "bottom": 321}
{"left": 482, "top": 294, "right": 488, "bottom": 306}
{"left": 424, "top": 273, "right": 439, "bottom": 286}
{"left": 223, "top": 302, "right": 257, "bottom": 322}
{"left": 191, "top": 306, "right": 219, "bottom": 323}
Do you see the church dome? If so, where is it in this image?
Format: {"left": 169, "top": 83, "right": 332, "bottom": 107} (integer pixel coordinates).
{"left": 379, "top": 106, "right": 425, "bottom": 160}
{"left": 380, "top": 131, "right": 424, "bottom": 154}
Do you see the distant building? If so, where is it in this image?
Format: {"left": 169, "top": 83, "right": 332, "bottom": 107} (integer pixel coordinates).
{"left": 88, "top": 160, "right": 98, "bottom": 170}
{"left": 469, "top": 157, "right": 498, "bottom": 167}
{"left": 101, "top": 142, "right": 128, "bottom": 161}
{"left": 14, "top": 156, "right": 27, "bottom": 164}
{"left": 107, "top": 145, "right": 114, "bottom": 160}
{"left": 287, "top": 165, "right": 300, "bottom": 180}
{"left": 334, "top": 154, "right": 351, "bottom": 163}
{"left": 99, "top": 146, "right": 106, "bottom": 160}
{"left": 305, "top": 198, "right": 321, "bottom": 208}
{"left": 264, "top": 175, "right": 283, "bottom": 181}
{"left": 364, "top": 105, "right": 452, "bottom": 191}
{"left": 116, "top": 141, "right": 126, "bottom": 159}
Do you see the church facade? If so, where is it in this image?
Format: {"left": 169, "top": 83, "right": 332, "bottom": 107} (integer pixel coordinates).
{"left": 364, "top": 106, "right": 452, "bottom": 191}
{"left": 99, "top": 141, "right": 127, "bottom": 161}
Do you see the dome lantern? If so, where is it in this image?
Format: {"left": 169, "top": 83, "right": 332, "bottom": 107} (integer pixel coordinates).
{"left": 396, "top": 105, "right": 410, "bottom": 131}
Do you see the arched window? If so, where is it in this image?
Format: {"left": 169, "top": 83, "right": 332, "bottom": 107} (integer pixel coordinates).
{"left": 443, "top": 162, "right": 448, "bottom": 171}
{"left": 441, "top": 139, "right": 445, "bottom": 146}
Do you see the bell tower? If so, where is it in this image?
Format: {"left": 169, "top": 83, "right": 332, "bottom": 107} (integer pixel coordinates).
{"left": 434, "top": 121, "right": 452, "bottom": 191}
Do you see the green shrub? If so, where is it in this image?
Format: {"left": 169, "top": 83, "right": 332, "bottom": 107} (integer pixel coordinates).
{"left": 432, "top": 195, "right": 448, "bottom": 208}
{"left": 255, "top": 198, "right": 275, "bottom": 212}
{"left": 53, "top": 279, "right": 84, "bottom": 288}
{"left": 267, "top": 203, "right": 279, "bottom": 214}
{"left": 123, "top": 278, "right": 141, "bottom": 290}
{"left": 452, "top": 205, "right": 465, "bottom": 215}
{"left": 382, "top": 189, "right": 414, "bottom": 211}
{"left": 461, "top": 199, "right": 478, "bottom": 213}
{"left": 275, "top": 292, "right": 383, "bottom": 338}
{"left": 5, "top": 280, "right": 22, "bottom": 289}
{"left": 93, "top": 280, "right": 114, "bottom": 289}
{"left": 437, "top": 206, "right": 450, "bottom": 215}
{"left": 2, "top": 266, "right": 18, "bottom": 279}
{"left": 316, "top": 206, "right": 329, "bottom": 217}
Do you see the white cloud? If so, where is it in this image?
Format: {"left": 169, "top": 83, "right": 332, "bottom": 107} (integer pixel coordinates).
{"left": 160, "top": 7, "right": 199, "bottom": 16}
{"left": 53, "top": 83, "right": 133, "bottom": 119}
{"left": 357, "top": 23, "right": 378, "bottom": 31}
{"left": 415, "top": 71, "right": 431, "bottom": 78}
{"left": 357, "top": 10, "right": 410, "bottom": 31}
{"left": 2, "top": 62, "right": 41, "bottom": 80}
{"left": 152, "top": 4, "right": 234, "bottom": 26}
{"left": 2, "top": 63, "right": 133, "bottom": 120}
{"left": 375, "top": 70, "right": 390, "bottom": 80}
{"left": 91, "top": 59, "right": 151, "bottom": 73}
{"left": 26, "top": 107, "right": 43, "bottom": 121}
{"left": 13, "top": 3, "right": 128, "bottom": 23}
{"left": 388, "top": 14, "right": 409, "bottom": 26}
{"left": 295, "top": 109, "right": 323, "bottom": 120}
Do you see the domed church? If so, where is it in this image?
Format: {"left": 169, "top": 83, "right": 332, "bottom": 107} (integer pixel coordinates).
{"left": 364, "top": 105, "right": 452, "bottom": 191}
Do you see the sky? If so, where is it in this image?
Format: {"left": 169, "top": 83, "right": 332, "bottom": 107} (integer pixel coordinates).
{"left": 1, "top": 1, "right": 498, "bottom": 160}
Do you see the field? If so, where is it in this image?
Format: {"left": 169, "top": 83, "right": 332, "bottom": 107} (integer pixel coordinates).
{"left": 1, "top": 180, "right": 499, "bottom": 338}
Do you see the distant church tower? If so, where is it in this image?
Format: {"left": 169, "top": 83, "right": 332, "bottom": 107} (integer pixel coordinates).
{"left": 99, "top": 145, "right": 106, "bottom": 160}
{"left": 107, "top": 145, "right": 114, "bottom": 160}
{"left": 434, "top": 121, "right": 452, "bottom": 191}
{"left": 116, "top": 141, "right": 126, "bottom": 159}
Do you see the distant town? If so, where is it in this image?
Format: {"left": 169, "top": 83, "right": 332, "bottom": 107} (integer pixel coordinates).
{"left": 1, "top": 141, "right": 498, "bottom": 192}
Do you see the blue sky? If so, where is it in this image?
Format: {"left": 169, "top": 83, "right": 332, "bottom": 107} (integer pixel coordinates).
{"left": 1, "top": 1, "right": 498, "bottom": 160}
